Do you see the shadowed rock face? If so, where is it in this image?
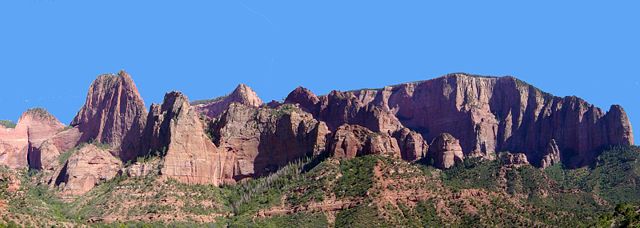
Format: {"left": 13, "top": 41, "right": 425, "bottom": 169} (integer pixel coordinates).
{"left": 286, "top": 74, "right": 634, "bottom": 168}
{"left": 0, "top": 72, "right": 635, "bottom": 195}
{"left": 194, "top": 84, "right": 264, "bottom": 118}
{"left": 210, "top": 103, "right": 329, "bottom": 180}
{"left": 71, "top": 71, "right": 148, "bottom": 162}
{"left": 0, "top": 109, "right": 65, "bottom": 169}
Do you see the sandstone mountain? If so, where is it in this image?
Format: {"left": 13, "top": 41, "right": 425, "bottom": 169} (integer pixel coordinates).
{"left": 285, "top": 74, "right": 634, "bottom": 168}
{"left": 0, "top": 108, "right": 65, "bottom": 169}
{"left": 194, "top": 83, "right": 264, "bottom": 118}
{"left": 71, "top": 70, "right": 148, "bottom": 162}
{"left": 0, "top": 71, "right": 634, "bottom": 194}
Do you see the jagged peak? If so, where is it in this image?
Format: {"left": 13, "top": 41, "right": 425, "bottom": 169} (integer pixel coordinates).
{"left": 163, "top": 91, "right": 190, "bottom": 105}
{"left": 73, "top": 71, "right": 147, "bottom": 126}
{"left": 229, "top": 83, "right": 263, "bottom": 106}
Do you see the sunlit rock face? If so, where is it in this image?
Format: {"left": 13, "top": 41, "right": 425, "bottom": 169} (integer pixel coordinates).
{"left": 0, "top": 108, "right": 66, "bottom": 169}
{"left": 70, "top": 71, "right": 148, "bottom": 162}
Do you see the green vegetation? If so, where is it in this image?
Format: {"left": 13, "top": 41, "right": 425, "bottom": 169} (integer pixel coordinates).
{"left": 596, "top": 203, "right": 640, "bottom": 227}
{"left": 223, "top": 212, "right": 329, "bottom": 228}
{"left": 270, "top": 103, "right": 298, "bottom": 117}
{"left": 25, "top": 107, "right": 53, "bottom": 119}
{"left": 441, "top": 157, "right": 502, "bottom": 191}
{"left": 0, "top": 120, "right": 16, "bottom": 128}
{"left": 336, "top": 204, "right": 390, "bottom": 228}
{"left": 334, "top": 156, "right": 378, "bottom": 197}
{"left": 546, "top": 146, "right": 640, "bottom": 204}
{"left": 190, "top": 95, "right": 228, "bottom": 105}
{"left": 2, "top": 146, "right": 640, "bottom": 227}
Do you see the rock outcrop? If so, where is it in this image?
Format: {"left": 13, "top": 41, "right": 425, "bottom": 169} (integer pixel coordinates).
{"left": 540, "top": 139, "right": 561, "bottom": 169}
{"left": 286, "top": 74, "right": 635, "bottom": 168}
{"left": 51, "top": 144, "right": 122, "bottom": 196}
{"left": 194, "top": 84, "right": 264, "bottom": 118}
{"left": 499, "top": 152, "right": 530, "bottom": 167}
{"left": 210, "top": 103, "right": 329, "bottom": 180}
{"left": 393, "top": 128, "right": 429, "bottom": 161}
{"left": 428, "top": 133, "right": 464, "bottom": 169}
{"left": 0, "top": 108, "right": 66, "bottom": 169}
{"left": 70, "top": 71, "right": 147, "bottom": 162}
{"left": 33, "top": 127, "right": 83, "bottom": 171}
{"left": 329, "top": 124, "right": 401, "bottom": 159}
{"left": 142, "top": 92, "right": 229, "bottom": 185}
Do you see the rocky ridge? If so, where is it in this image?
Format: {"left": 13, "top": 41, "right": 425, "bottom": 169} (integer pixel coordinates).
{"left": 286, "top": 74, "right": 634, "bottom": 168}
{"left": 0, "top": 72, "right": 634, "bottom": 196}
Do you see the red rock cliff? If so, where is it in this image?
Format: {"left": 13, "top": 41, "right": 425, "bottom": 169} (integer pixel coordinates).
{"left": 286, "top": 74, "right": 634, "bottom": 167}
{"left": 71, "top": 71, "right": 148, "bottom": 162}
{"left": 0, "top": 108, "right": 65, "bottom": 169}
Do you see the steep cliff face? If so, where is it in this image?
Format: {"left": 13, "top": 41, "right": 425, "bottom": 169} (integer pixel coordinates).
{"left": 284, "top": 87, "right": 426, "bottom": 161}
{"left": 210, "top": 103, "right": 329, "bottom": 180}
{"left": 0, "top": 109, "right": 66, "bottom": 169}
{"left": 194, "top": 84, "right": 264, "bottom": 118}
{"left": 286, "top": 74, "right": 634, "bottom": 167}
{"left": 142, "top": 92, "right": 229, "bottom": 185}
{"left": 71, "top": 71, "right": 148, "bottom": 162}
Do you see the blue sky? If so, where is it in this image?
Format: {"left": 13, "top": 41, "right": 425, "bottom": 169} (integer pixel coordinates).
{"left": 0, "top": 1, "right": 638, "bottom": 142}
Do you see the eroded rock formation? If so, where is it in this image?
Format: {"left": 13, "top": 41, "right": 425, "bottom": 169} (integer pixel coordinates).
{"left": 0, "top": 108, "right": 65, "bottom": 169}
{"left": 142, "top": 91, "right": 229, "bottom": 185}
{"left": 210, "top": 103, "right": 329, "bottom": 180}
{"left": 51, "top": 144, "right": 122, "bottom": 196}
{"left": 329, "top": 124, "right": 401, "bottom": 159}
{"left": 540, "top": 139, "right": 561, "bottom": 169}
{"left": 499, "top": 152, "right": 530, "bottom": 167}
{"left": 286, "top": 74, "right": 635, "bottom": 167}
{"left": 194, "top": 84, "right": 264, "bottom": 118}
{"left": 70, "top": 70, "right": 147, "bottom": 162}
{"left": 0, "top": 71, "right": 634, "bottom": 196}
{"left": 428, "top": 133, "right": 464, "bottom": 169}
